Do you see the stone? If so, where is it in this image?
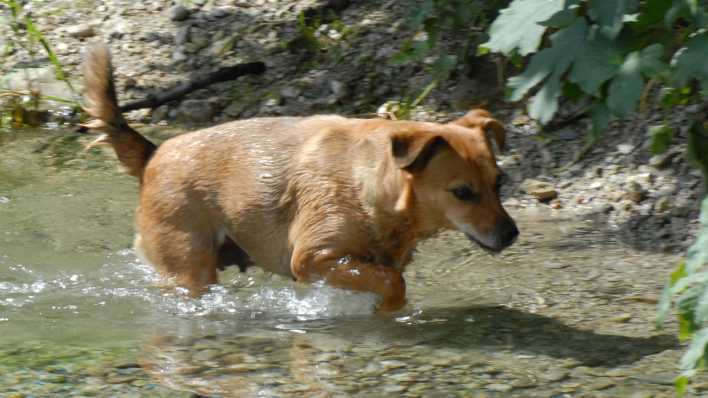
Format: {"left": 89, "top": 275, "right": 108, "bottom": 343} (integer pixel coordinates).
{"left": 67, "top": 24, "right": 96, "bottom": 38}
{"left": 611, "top": 313, "right": 632, "bottom": 323}
{"left": 280, "top": 86, "right": 302, "bottom": 99}
{"left": 649, "top": 148, "right": 682, "bottom": 169}
{"left": 175, "top": 27, "right": 190, "bottom": 46}
{"left": 329, "top": 80, "right": 346, "bottom": 99}
{"left": 380, "top": 360, "right": 407, "bottom": 370}
{"left": 542, "top": 370, "right": 568, "bottom": 382}
{"left": 189, "top": 28, "right": 211, "bottom": 50}
{"left": 382, "top": 384, "right": 407, "bottom": 393}
{"left": 150, "top": 105, "right": 170, "bottom": 123}
{"left": 655, "top": 197, "right": 672, "bottom": 213}
{"left": 486, "top": 383, "right": 513, "bottom": 392}
{"left": 605, "top": 368, "right": 629, "bottom": 377}
{"left": 169, "top": 5, "right": 190, "bottom": 21}
{"left": 617, "top": 143, "right": 634, "bottom": 154}
{"left": 624, "top": 180, "right": 646, "bottom": 203}
{"left": 176, "top": 100, "right": 215, "bottom": 124}
{"left": 511, "top": 378, "right": 537, "bottom": 388}
{"left": 520, "top": 179, "right": 558, "bottom": 202}
{"left": 558, "top": 129, "right": 578, "bottom": 140}
{"left": 512, "top": 114, "right": 530, "bottom": 126}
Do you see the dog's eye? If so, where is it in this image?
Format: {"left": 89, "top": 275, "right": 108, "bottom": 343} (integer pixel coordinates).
{"left": 450, "top": 185, "right": 478, "bottom": 202}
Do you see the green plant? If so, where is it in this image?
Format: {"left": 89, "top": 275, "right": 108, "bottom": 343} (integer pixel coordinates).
{"left": 2, "top": 0, "right": 75, "bottom": 93}
{"left": 480, "top": 0, "right": 707, "bottom": 138}
{"left": 481, "top": 0, "right": 708, "bottom": 393}
{"left": 655, "top": 119, "right": 708, "bottom": 395}
{"left": 1, "top": 0, "right": 78, "bottom": 127}
{"left": 392, "top": 0, "right": 500, "bottom": 82}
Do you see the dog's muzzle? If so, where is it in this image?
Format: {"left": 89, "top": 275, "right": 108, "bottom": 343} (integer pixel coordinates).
{"left": 466, "top": 220, "right": 519, "bottom": 254}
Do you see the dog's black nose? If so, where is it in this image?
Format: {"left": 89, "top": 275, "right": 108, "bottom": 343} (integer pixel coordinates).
{"left": 499, "top": 220, "right": 519, "bottom": 248}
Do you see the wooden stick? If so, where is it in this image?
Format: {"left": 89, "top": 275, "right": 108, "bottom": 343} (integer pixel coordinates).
{"left": 119, "top": 62, "right": 266, "bottom": 112}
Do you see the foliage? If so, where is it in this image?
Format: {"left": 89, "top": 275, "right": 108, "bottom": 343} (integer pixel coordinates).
{"left": 480, "top": 0, "right": 708, "bottom": 393}
{"left": 481, "top": 0, "right": 707, "bottom": 135}
{"left": 657, "top": 193, "right": 708, "bottom": 394}
{"left": 392, "top": 0, "right": 505, "bottom": 83}
{"left": 0, "top": 0, "right": 77, "bottom": 127}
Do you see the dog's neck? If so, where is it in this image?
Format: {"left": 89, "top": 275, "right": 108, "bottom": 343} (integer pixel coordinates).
{"left": 357, "top": 157, "right": 440, "bottom": 268}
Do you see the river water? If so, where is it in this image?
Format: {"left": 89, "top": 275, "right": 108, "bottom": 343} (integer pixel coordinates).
{"left": 0, "top": 128, "right": 701, "bottom": 397}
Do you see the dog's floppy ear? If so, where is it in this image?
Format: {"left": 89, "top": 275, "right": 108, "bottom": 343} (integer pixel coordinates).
{"left": 450, "top": 109, "right": 506, "bottom": 151}
{"left": 391, "top": 132, "right": 449, "bottom": 173}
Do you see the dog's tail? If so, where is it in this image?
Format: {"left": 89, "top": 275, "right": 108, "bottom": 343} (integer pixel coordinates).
{"left": 81, "top": 45, "right": 156, "bottom": 181}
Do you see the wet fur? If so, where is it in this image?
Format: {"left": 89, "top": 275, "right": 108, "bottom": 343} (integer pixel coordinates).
{"left": 81, "top": 45, "right": 517, "bottom": 311}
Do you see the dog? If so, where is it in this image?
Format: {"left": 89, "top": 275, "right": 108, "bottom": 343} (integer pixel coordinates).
{"left": 81, "top": 46, "right": 518, "bottom": 311}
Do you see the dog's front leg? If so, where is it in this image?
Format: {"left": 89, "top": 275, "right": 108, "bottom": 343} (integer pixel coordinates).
{"left": 291, "top": 248, "right": 406, "bottom": 312}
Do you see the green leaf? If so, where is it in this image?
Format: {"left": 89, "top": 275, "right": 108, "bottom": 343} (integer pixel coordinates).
{"left": 590, "top": 102, "right": 611, "bottom": 140}
{"left": 693, "top": 283, "right": 708, "bottom": 325}
{"left": 508, "top": 19, "right": 588, "bottom": 101}
{"left": 671, "top": 273, "right": 708, "bottom": 296}
{"left": 666, "top": 0, "right": 707, "bottom": 28}
{"left": 685, "top": 197, "right": 708, "bottom": 274}
{"left": 482, "top": 0, "right": 564, "bottom": 56}
{"left": 607, "top": 51, "right": 644, "bottom": 117}
{"left": 590, "top": 0, "right": 628, "bottom": 39}
{"left": 657, "top": 261, "right": 686, "bottom": 329}
{"left": 432, "top": 54, "right": 458, "bottom": 80}
{"left": 687, "top": 121, "right": 708, "bottom": 181}
{"left": 648, "top": 124, "right": 673, "bottom": 155}
{"left": 672, "top": 31, "right": 708, "bottom": 94}
{"left": 674, "top": 262, "right": 689, "bottom": 284}
{"left": 676, "top": 374, "right": 689, "bottom": 396}
{"left": 391, "top": 40, "right": 431, "bottom": 65}
{"left": 639, "top": 43, "right": 668, "bottom": 78}
{"left": 657, "top": 281, "right": 674, "bottom": 328}
{"left": 539, "top": 7, "right": 578, "bottom": 28}
{"left": 568, "top": 30, "right": 623, "bottom": 96}
{"left": 528, "top": 71, "right": 561, "bottom": 124}
{"left": 680, "top": 328, "right": 708, "bottom": 370}
{"left": 633, "top": 0, "right": 672, "bottom": 33}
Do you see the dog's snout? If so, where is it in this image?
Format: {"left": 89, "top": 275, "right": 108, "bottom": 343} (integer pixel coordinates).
{"left": 498, "top": 219, "right": 519, "bottom": 248}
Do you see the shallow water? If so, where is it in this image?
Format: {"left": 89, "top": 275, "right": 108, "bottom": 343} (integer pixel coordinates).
{"left": 0, "top": 128, "right": 694, "bottom": 397}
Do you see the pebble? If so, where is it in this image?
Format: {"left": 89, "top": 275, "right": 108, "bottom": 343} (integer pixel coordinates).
{"left": 380, "top": 360, "right": 407, "bottom": 370}
{"left": 382, "top": 384, "right": 407, "bottom": 393}
{"left": 67, "top": 24, "right": 96, "bottom": 38}
{"left": 169, "top": 5, "right": 191, "bottom": 21}
{"left": 617, "top": 143, "right": 634, "bottom": 154}
{"left": 511, "top": 378, "right": 538, "bottom": 388}
{"left": 176, "top": 99, "right": 215, "bottom": 124}
{"left": 542, "top": 370, "right": 569, "bottom": 382}
{"left": 486, "top": 383, "right": 513, "bottom": 392}
{"left": 605, "top": 368, "right": 630, "bottom": 377}
{"left": 611, "top": 313, "right": 632, "bottom": 323}
{"left": 520, "top": 179, "right": 558, "bottom": 202}
{"left": 590, "top": 379, "right": 616, "bottom": 390}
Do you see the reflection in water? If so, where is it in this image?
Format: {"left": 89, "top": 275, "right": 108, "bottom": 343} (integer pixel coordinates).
{"left": 141, "top": 306, "right": 676, "bottom": 397}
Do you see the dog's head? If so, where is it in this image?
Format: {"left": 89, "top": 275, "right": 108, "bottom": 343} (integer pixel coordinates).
{"left": 390, "top": 109, "right": 518, "bottom": 253}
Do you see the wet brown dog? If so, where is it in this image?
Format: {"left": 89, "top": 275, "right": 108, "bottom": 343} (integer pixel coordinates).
{"left": 82, "top": 46, "right": 518, "bottom": 311}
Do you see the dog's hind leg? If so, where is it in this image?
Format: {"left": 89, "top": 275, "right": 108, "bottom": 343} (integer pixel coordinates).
{"left": 135, "top": 210, "right": 219, "bottom": 296}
